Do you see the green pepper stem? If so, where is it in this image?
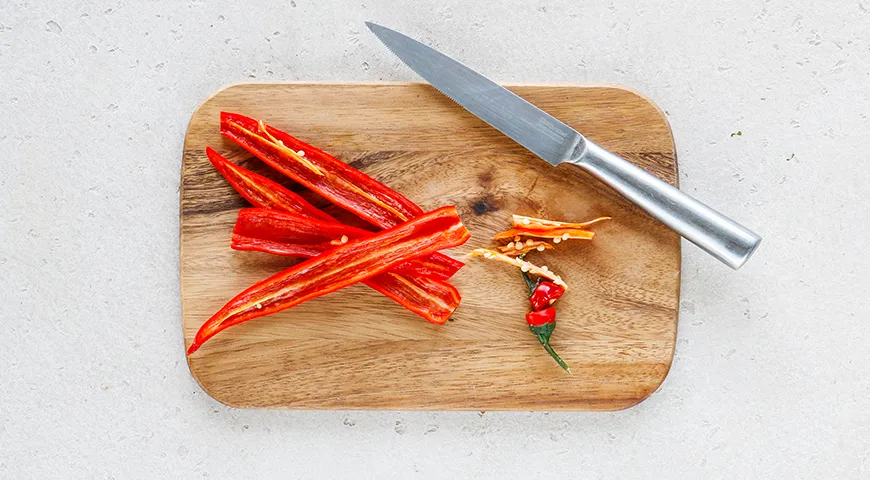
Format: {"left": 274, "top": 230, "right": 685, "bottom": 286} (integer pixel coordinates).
{"left": 519, "top": 254, "right": 541, "bottom": 297}
{"left": 521, "top": 269, "right": 536, "bottom": 296}
{"left": 522, "top": 254, "right": 567, "bottom": 372}
{"left": 536, "top": 333, "right": 571, "bottom": 373}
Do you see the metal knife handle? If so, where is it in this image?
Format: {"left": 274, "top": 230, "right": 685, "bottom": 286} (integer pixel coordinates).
{"left": 571, "top": 140, "right": 761, "bottom": 269}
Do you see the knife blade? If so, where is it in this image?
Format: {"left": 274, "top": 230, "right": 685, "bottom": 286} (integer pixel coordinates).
{"left": 366, "top": 22, "right": 762, "bottom": 269}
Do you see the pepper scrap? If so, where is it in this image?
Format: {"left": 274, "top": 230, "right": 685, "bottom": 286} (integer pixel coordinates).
{"left": 528, "top": 281, "right": 566, "bottom": 311}
{"left": 524, "top": 307, "right": 570, "bottom": 372}
{"left": 493, "top": 228, "right": 595, "bottom": 241}
{"left": 521, "top": 267, "right": 569, "bottom": 372}
{"left": 232, "top": 208, "right": 462, "bottom": 324}
{"left": 498, "top": 238, "right": 554, "bottom": 256}
{"left": 468, "top": 249, "right": 567, "bottom": 288}
{"left": 494, "top": 214, "right": 611, "bottom": 244}
{"left": 512, "top": 214, "right": 611, "bottom": 230}
{"left": 187, "top": 206, "right": 470, "bottom": 354}
{"left": 474, "top": 214, "right": 610, "bottom": 372}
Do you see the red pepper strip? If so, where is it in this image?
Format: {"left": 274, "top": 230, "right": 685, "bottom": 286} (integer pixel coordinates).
{"left": 232, "top": 222, "right": 460, "bottom": 325}
{"left": 206, "top": 147, "right": 336, "bottom": 222}
{"left": 365, "top": 272, "right": 461, "bottom": 326}
{"left": 187, "top": 206, "right": 470, "bottom": 354}
{"left": 529, "top": 281, "right": 566, "bottom": 311}
{"left": 221, "top": 111, "right": 423, "bottom": 229}
{"left": 231, "top": 208, "right": 462, "bottom": 281}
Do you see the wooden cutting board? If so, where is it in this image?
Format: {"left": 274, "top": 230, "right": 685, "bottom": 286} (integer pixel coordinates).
{"left": 181, "top": 83, "right": 680, "bottom": 411}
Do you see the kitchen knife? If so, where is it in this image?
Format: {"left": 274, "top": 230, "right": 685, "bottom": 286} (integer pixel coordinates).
{"left": 366, "top": 22, "right": 762, "bottom": 269}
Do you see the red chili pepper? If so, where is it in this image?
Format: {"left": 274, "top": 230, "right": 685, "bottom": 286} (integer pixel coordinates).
{"left": 207, "top": 147, "right": 336, "bottom": 222}
{"left": 207, "top": 149, "right": 464, "bottom": 323}
{"left": 208, "top": 146, "right": 462, "bottom": 280}
{"left": 232, "top": 208, "right": 461, "bottom": 324}
{"left": 525, "top": 307, "right": 556, "bottom": 326}
{"left": 187, "top": 206, "right": 470, "bottom": 355}
{"left": 220, "top": 112, "right": 423, "bottom": 229}
{"left": 231, "top": 208, "right": 462, "bottom": 281}
{"left": 524, "top": 307, "right": 570, "bottom": 372}
{"left": 212, "top": 123, "right": 464, "bottom": 278}
{"left": 529, "top": 281, "right": 566, "bottom": 311}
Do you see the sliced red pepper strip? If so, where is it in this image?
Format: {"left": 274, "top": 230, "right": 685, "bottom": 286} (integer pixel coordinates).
{"left": 220, "top": 112, "right": 423, "bottom": 229}
{"left": 187, "top": 206, "right": 470, "bottom": 354}
{"left": 232, "top": 217, "right": 461, "bottom": 324}
{"left": 366, "top": 272, "right": 461, "bottom": 325}
{"left": 206, "top": 147, "right": 336, "bottom": 222}
{"left": 231, "top": 208, "right": 462, "bottom": 281}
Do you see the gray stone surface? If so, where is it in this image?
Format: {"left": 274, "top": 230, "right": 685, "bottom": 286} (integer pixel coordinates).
{"left": 1, "top": 0, "right": 868, "bottom": 478}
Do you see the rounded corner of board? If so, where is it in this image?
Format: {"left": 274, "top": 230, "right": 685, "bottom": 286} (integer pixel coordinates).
{"left": 607, "top": 85, "right": 673, "bottom": 132}
{"left": 621, "top": 359, "right": 676, "bottom": 411}
{"left": 185, "top": 83, "right": 250, "bottom": 133}
{"left": 612, "top": 380, "right": 672, "bottom": 412}
{"left": 185, "top": 354, "right": 250, "bottom": 410}
{"left": 598, "top": 83, "right": 678, "bottom": 185}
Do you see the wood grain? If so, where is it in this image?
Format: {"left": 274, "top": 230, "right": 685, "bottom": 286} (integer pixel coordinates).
{"left": 181, "top": 83, "right": 680, "bottom": 411}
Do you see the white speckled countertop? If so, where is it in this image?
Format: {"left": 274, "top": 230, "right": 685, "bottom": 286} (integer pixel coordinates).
{"left": 2, "top": 1, "right": 868, "bottom": 478}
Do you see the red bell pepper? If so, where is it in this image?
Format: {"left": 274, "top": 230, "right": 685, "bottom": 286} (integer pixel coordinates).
{"left": 207, "top": 146, "right": 463, "bottom": 280}
{"left": 187, "top": 206, "right": 470, "bottom": 354}
{"left": 232, "top": 208, "right": 461, "bottom": 281}
{"left": 220, "top": 112, "right": 423, "bottom": 229}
